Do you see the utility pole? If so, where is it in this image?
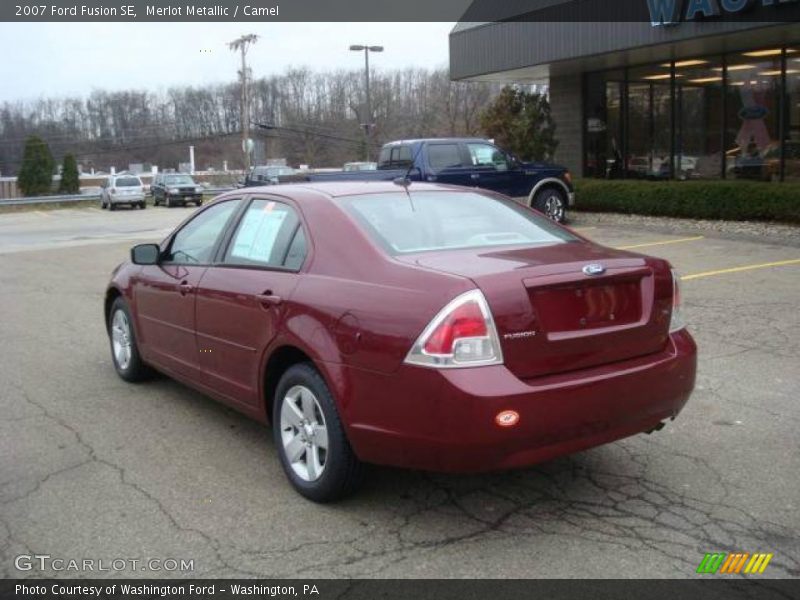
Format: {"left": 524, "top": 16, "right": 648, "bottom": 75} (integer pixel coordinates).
{"left": 349, "top": 44, "right": 383, "bottom": 162}
{"left": 229, "top": 34, "right": 259, "bottom": 172}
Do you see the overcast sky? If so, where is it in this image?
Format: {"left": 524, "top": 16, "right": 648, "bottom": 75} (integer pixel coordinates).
{"left": 0, "top": 22, "right": 454, "bottom": 103}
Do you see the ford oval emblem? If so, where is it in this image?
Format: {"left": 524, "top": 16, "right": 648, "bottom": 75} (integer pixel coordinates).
{"left": 739, "top": 105, "right": 769, "bottom": 121}
{"left": 583, "top": 264, "right": 606, "bottom": 276}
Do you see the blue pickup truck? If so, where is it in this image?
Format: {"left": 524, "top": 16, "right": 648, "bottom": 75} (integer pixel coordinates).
{"left": 289, "top": 138, "right": 575, "bottom": 222}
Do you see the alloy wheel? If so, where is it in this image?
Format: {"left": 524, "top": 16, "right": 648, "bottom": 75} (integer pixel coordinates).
{"left": 111, "top": 309, "right": 132, "bottom": 370}
{"left": 280, "top": 385, "right": 329, "bottom": 482}
{"left": 544, "top": 194, "right": 565, "bottom": 222}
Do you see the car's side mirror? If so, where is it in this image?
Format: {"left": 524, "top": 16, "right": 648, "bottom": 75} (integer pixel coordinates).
{"left": 131, "top": 243, "right": 160, "bottom": 265}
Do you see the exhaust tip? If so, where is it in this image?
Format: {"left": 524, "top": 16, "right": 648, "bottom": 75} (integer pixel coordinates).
{"left": 645, "top": 421, "right": 667, "bottom": 435}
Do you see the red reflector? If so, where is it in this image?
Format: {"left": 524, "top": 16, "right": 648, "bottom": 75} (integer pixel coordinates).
{"left": 495, "top": 410, "right": 520, "bottom": 428}
{"left": 423, "top": 300, "right": 487, "bottom": 355}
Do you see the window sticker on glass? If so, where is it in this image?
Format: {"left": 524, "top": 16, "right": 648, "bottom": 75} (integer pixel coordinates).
{"left": 230, "top": 202, "right": 288, "bottom": 263}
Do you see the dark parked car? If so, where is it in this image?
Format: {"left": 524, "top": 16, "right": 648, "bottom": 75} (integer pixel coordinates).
{"left": 151, "top": 174, "right": 204, "bottom": 207}
{"left": 105, "top": 182, "right": 696, "bottom": 502}
{"left": 286, "top": 138, "right": 575, "bottom": 223}
{"left": 242, "top": 166, "right": 296, "bottom": 187}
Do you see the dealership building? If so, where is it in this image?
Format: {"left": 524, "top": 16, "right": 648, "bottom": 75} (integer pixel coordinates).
{"left": 450, "top": 1, "right": 800, "bottom": 182}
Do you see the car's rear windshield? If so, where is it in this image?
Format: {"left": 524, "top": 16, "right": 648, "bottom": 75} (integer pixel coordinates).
{"left": 341, "top": 191, "right": 576, "bottom": 255}
{"left": 165, "top": 175, "right": 194, "bottom": 185}
{"left": 116, "top": 177, "right": 141, "bottom": 187}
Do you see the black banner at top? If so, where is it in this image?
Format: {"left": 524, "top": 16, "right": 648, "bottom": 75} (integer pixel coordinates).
{"left": 2, "top": 0, "right": 800, "bottom": 22}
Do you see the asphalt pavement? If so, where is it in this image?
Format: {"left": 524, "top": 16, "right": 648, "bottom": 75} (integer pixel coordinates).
{"left": 1, "top": 205, "right": 798, "bottom": 578}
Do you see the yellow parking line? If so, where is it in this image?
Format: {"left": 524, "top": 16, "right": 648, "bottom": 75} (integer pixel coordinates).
{"left": 573, "top": 226, "right": 597, "bottom": 232}
{"left": 682, "top": 259, "right": 800, "bottom": 281}
{"left": 617, "top": 236, "right": 705, "bottom": 250}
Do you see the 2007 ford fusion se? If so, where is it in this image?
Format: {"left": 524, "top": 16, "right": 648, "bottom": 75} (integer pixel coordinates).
{"left": 105, "top": 182, "right": 696, "bottom": 502}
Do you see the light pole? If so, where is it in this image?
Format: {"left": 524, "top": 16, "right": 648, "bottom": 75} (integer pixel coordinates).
{"left": 229, "top": 34, "right": 259, "bottom": 172}
{"left": 349, "top": 44, "right": 383, "bottom": 162}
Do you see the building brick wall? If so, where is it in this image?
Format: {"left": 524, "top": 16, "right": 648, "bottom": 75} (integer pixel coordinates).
{"left": 549, "top": 73, "right": 583, "bottom": 176}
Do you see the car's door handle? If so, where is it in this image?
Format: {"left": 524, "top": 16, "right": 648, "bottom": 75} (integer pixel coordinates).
{"left": 257, "top": 291, "right": 283, "bottom": 307}
{"left": 179, "top": 281, "right": 194, "bottom": 296}
{"left": 471, "top": 173, "right": 480, "bottom": 180}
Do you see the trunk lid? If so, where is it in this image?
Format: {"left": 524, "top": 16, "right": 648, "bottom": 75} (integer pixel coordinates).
{"left": 398, "top": 243, "right": 673, "bottom": 379}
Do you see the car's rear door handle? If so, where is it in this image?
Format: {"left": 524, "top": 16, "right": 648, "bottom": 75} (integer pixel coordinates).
{"left": 179, "top": 281, "right": 194, "bottom": 296}
{"left": 257, "top": 291, "right": 283, "bottom": 307}
{"left": 471, "top": 173, "right": 480, "bottom": 180}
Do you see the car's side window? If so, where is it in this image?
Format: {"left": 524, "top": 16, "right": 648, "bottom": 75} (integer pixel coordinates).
{"left": 283, "top": 227, "right": 307, "bottom": 271}
{"left": 223, "top": 199, "right": 305, "bottom": 269}
{"left": 164, "top": 199, "right": 242, "bottom": 265}
{"left": 428, "top": 144, "right": 463, "bottom": 171}
{"left": 467, "top": 143, "right": 510, "bottom": 171}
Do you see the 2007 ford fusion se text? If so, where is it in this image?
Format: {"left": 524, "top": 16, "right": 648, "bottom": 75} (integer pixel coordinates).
{"left": 105, "top": 181, "right": 697, "bottom": 502}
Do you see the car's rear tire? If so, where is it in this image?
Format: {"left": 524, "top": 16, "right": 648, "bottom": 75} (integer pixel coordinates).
{"left": 532, "top": 187, "right": 567, "bottom": 223}
{"left": 139, "top": 202, "right": 146, "bottom": 209}
{"left": 273, "top": 363, "right": 364, "bottom": 503}
{"left": 108, "top": 297, "right": 152, "bottom": 382}
{"left": 109, "top": 203, "right": 117, "bottom": 211}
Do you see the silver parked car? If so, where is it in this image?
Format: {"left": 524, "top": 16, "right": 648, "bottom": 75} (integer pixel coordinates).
{"left": 101, "top": 174, "right": 146, "bottom": 210}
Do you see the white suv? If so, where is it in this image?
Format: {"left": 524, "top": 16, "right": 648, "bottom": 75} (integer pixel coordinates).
{"left": 101, "top": 174, "right": 146, "bottom": 210}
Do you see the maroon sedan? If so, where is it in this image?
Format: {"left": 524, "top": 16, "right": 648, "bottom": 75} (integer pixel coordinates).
{"left": 105, "top": 182, "right": 696, "bottom": 502}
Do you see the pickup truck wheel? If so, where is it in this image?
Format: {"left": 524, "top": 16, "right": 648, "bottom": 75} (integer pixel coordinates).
{"left": 533, "top": 188, "right": 566, "bottom": 223}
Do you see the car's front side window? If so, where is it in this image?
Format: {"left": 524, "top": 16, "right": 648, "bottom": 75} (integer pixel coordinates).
{"left": 164, "top": 199, "right": 242, "bottom": 265}
{"left": 467, "top": 143, "right": 510, "bottom": 171}
{"left": 223, "top": 199, "right": 305, "bottom": 269}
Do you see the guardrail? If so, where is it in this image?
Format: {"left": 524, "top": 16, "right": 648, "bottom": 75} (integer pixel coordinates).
{"left": 0, "top": 188, "right": 236, "bottom": 207}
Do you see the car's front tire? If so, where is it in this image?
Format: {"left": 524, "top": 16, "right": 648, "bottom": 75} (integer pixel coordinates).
{"left": 533, "top": 187, "right": 567, "bottom": 223}
{"left": 273, "top": 363, "right": 364, "bottom": 502}
{"left": 108, "top": 297, "right": 151, "bottom": 382}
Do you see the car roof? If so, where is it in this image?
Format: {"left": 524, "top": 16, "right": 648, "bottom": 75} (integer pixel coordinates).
{"left": 219, "top": 181, "right": 472, "bottom": 200}
{"left": 382, "top": 138, "right": 489, "bottom": 147}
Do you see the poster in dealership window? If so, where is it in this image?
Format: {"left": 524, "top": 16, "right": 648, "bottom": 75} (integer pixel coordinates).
{"left": 230, "top": 202, "right": 287, "bottom": 263}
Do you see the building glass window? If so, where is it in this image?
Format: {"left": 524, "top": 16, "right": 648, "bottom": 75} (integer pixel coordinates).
{"left": 584, "top": 70, "right": 623, "bottom": 179}
{"left": 783, "top": 48, "right": 800, "bottom": 181}
{"left": 675, "top": 57, "right": 723, "bottom": 180}
{"left": 582, "top": 45, "right": 798, "bottom": 182}
{"left": 628, "top": 64, "right": 672, "bottom": 180}
{"left": 726, "top": 49, "right": 782, "bottom": 182}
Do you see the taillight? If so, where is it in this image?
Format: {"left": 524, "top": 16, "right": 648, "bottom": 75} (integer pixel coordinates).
{"left": 669, "top": 268, "right": 686, "bottom": 333}
{"left": 563, "top": 170, "right": 573, "bottom": 185}
{"left": 405, "top": 289, "right": 504, "bottom": 368}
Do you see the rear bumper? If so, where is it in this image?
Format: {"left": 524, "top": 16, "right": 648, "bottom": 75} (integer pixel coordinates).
{"left": 340, "top": 329, "right": 696, "bottom": 473}
{"left": 568, "top": 191, "right": 576, "bottom": 207}
{"left": 109, "top": 194, "right": 145, "bottom": 204}
{"left": 167, "top": 193, "right": 203, "bottom": 203}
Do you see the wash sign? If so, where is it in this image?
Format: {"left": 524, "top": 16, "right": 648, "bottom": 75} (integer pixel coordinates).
{"left": 648, "top": 0, "right": 798, "bottom": 26}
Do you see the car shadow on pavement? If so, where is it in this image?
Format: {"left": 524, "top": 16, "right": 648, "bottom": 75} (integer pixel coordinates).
{"left": 139, "top": 377, "right": 799, "bottom": 578}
